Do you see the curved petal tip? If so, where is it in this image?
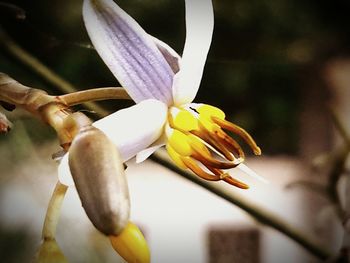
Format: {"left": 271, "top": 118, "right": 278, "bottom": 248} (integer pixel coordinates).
{"left": 172, "top": 0, "right": 214, "bottom": 105}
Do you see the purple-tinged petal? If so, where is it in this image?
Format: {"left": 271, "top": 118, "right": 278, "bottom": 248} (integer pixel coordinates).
{"left": 151, "top": 36, "right": 181, "bottom": 74}
{"left": 83, "top": 0, "right": 175, "bottom": 105}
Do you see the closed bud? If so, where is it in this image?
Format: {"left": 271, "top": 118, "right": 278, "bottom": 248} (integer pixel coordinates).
{"left": 68, "top": 125, "right": 130, "bottom": 235}
{"left": 32, "top": 239, "right": 68, "bottom": 263}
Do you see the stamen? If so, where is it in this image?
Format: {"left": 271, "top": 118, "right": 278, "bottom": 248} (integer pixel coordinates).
{"left": 195, "top": 119, "right": 245, "bottom": 161}
{"left": 191, "top": 146, "right": 241, "bottom": 169}
{"left": 212, "top": 116, "right": 262, "bottom": 155}
{"left": 212, "top": 128, "right": 245, "bottom": 159}
{"left": 181, "top": 157, "right": 221, "bottom": 181}
{"left": 191, "top": 128, "right": 234, "bottom": 161}
{"left": 165, "top": 105, "right": 260, "bottom": 189}
{"left": 166, "top": 143, "right": 187, "bottom": 169}
{"left": 205, "top": 165, "right": 249, "bottom": 189}
{"left": 223, "top": 176, "right": 249, "bottom": 189}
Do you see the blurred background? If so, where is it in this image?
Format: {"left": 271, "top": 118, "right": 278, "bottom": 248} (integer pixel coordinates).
{"left": 1, "top": 0, "right": 350, "bottom": 262}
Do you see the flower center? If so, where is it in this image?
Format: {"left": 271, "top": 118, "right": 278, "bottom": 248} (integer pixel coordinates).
{"left": 165, "top": 103, "right": 261, "bottom": 189}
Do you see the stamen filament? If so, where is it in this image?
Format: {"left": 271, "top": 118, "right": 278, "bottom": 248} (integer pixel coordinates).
{"left": 193, "top": 123, "right": 235, "bottom": 161}
{"left": 205, "top": 165, "right": 249, "bottom": 189}
{"left": 191, "top": 149, "right": 240, "bottom": 169}
{"left": 223, "top": 176, "right": 249, "bottom": 189}
{"left": 181, "top": 157, "right": 221, "bottom": 181}
{"left": 213, "top": 128, "right": 245, "bottom": 159}
{"left": 212, "top": 116, "right": 262, "bottom": 155}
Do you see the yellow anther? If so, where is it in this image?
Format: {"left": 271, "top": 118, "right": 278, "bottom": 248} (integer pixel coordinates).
{"left": 192, "top": 104, "right": 225, "bottom": 133}
{"left": 167, "top": 129, "right": 193, "bottom": 156}
{"left": 197, "top": 104, "right": 225, "bottom": 120}
{"left": 109, "top": 221, "right": 150, "bottom": 263}
{"left": 170, "top": 108, "right": 198, "bottom": 131}
{"left": 187, "top": 134, "right": 210, "bottom": 156}
{"left": 166, "top": 143, "right": 187, "bottom": 169}
{"left": 198, "top": 117, "right": 218, "bottom": 132}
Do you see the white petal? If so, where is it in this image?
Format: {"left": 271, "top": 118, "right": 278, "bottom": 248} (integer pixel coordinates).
{"left": 94, "top": 99, "right": 168, "bottom": 162}
{"left": 83, "top": 0, "right": 174, "bottom": 105}
{"left": 135, "top": 135, "right": 166, "bottom": 163}
{"left": 173, "top": 0, "right": 214, "bottom": 105}
{"left": 58, "top": 154, "right": 75, "bottom": 187}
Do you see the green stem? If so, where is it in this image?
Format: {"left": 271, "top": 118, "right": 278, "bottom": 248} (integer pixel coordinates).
{"left": 150, "top": 152, "right": 333, "bottom": 261}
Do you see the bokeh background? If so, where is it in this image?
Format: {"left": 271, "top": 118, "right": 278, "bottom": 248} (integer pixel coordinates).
{"left": 1, "top": 0, "right": 350, "bottom": 262}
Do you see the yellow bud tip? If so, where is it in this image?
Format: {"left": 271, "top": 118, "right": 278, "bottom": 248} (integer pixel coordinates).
{"left": 109, "top": 222, "right": 150, "bottom": 263}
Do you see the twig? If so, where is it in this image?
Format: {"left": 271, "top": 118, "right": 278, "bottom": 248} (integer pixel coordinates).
{"left": 150, "top": 152, "right": 333, "bottom": 260}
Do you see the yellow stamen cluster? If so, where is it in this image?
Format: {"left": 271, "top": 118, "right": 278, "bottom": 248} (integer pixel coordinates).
{"left": 165, "top": 103, "right": 261, "bottom": 189}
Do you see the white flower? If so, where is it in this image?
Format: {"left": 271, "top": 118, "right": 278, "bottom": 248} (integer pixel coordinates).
{"left": 59, "top": 0, "right": 263, "bottom": 189}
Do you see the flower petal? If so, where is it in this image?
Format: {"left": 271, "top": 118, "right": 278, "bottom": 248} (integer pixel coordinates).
{"left": 151, "top": 36, "right": 181, "bottom": 74}
{"left": 83, "top": 0, "right": 174, "bottom": 105}
{"left": 135, "top": 135, "right": 166, "bottom": 163}
{"left": 172, "top": 0, "right": 214, "bottom": 105}
{"left": 94, "top": 99, "right": 168, "bottom": 162}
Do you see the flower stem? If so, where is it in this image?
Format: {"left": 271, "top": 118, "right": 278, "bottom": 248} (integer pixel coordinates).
{"left": 150, "top": 152, "right": 333, "bottom": 261}
{"left": 42, "top": 182, "right": 68, "bottom": 240}
{"left": 59, "top": 87, "right": 131, "bottom": 106}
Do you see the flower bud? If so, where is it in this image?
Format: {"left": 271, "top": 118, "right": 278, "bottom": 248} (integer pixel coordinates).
{"left": 68, "top": 125, "right": 130, "bottom": 235}
{"left": 32, "top": 239, "right": 68, "bottom": 263}
{"left": 109, "top": 221, "right": 150, "bottom": 263}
